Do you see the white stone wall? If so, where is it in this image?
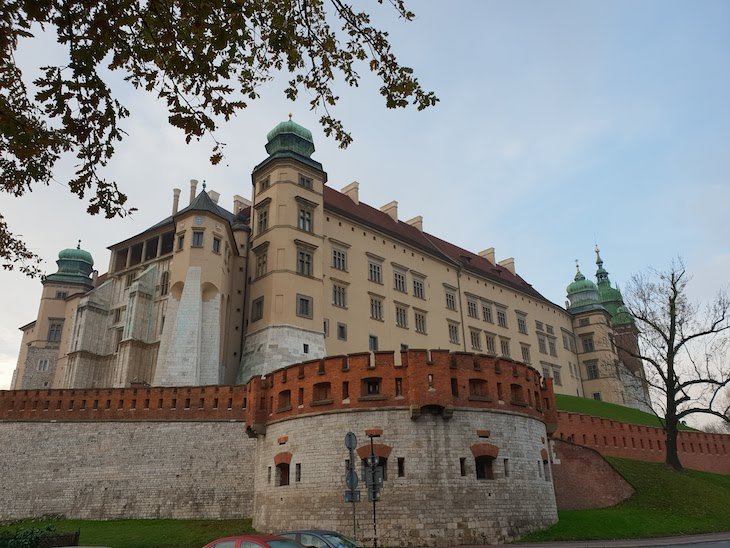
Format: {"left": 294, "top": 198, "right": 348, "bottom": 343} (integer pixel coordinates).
{"left": 253, "top": 408, "right": 557, "bottom": 546}
{"left": 238, "top": 325, "right": 326, "bottom": 383}
{"left": 0, "top": 421, "right": 255, "bottom": 520}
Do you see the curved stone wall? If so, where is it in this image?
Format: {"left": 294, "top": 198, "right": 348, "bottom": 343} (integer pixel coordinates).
{"left": 252, "top": 408, "right": 557, "bottom": 546}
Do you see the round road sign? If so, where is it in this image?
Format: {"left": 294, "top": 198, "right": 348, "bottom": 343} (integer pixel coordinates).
{"left": 344, "top": 431, "right": 357, "bottom": 450}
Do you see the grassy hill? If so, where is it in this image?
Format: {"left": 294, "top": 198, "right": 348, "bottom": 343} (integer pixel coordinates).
{"left": 519, "top": 457, "right": 730, "bottom": 542}
{"left": 555, "top": 393, "right": 694, "bottom": 431}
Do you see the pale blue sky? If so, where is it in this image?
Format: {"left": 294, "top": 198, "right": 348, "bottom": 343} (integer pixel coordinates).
{"left": 1, "top": 0, "right": 728, "bottom": 389}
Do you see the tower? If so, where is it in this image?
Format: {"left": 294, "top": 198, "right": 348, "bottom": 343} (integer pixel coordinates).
{"left": 237, "top": 118, "right": 328, "bottom": 382}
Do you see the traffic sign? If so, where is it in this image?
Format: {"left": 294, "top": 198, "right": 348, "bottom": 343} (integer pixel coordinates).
{"left": 345, "top": 469, "right": 358, "bottom": 490}
{"left": 345, "top": 431, "right": 357, "bottom": 450}
{"left": 344, "top": 490, "right": 361, "bottom": 503}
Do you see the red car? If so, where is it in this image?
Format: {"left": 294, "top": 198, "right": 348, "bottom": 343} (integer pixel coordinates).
{"left": 203, "top": 534, "right": 306, "bottom": 548}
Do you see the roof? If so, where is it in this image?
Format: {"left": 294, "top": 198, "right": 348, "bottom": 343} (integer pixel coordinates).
{"left": 323, "top": 186, "right": 552, "bottom": 304}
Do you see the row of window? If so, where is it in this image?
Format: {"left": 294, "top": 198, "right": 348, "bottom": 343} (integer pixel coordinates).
{"left": 175, "top": 231, "right": 222, "bottom": 254}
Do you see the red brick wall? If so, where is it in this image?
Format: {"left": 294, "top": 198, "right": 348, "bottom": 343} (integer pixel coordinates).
{"left": 551, "top": 439, "right": 633, "bottom": 510}
{"left": 555, "top": 411, "right": 730, "bottom": 474}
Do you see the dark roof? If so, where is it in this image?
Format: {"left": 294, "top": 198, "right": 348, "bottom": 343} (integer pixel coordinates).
{"left": 323, "top": 186, "right": 551, "bottom": 303}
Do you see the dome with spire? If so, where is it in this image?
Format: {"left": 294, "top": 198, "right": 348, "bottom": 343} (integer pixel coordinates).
{"left": 566, "top": 262, "right": 603, "bottom": 313}
{"left": 611, "top": 304, "right": 634, "bottom": 327}
{"left": 265, "top": 116, "right": 315, "bottom": 159}
{"left": 594, "top": 246, "right": 626, "bottom": 317}
{"left": 43, "top": 241, "right": 95, "bottom": 288}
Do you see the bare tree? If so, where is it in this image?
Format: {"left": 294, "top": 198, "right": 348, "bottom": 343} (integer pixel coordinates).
{"left": 622, "top": 258, "right": 730, "bottom": 471}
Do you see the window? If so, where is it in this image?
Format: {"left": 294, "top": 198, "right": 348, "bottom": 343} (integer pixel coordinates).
{"left": 445, "top": 290, "right": 457, "bottom": 311}
{"left": 368, "top": 260, "right": 383, "bottom": 283}
{"left": 581, "top": 336, "right": 595, "bottom": 353}
{"left": 475, "top": 456, "right": 495, "bottom": 480}
{"left": 394, "top": 269, "right": 407, "bottom": 292}
{"left": 259, "top": 177, "right": 270, "bottom": 193}
{"left": 521, "top": 344, "right": 531, "bottom": 364}
{"left": 546, "top": 324, "right": 554, "bottom": 335}
{"left": 562, "top": 333, "right": 570, "bottom": 350}
{"left": 552, "top": 367, "right": 562, "bottom": 386}
{"left": 297, "top": 248, "right": 313, "bottom": 276}
{"left": 251, "top": 297, "right": 264, "bottom": 322}
{"left": 593, "top": 392, "right": 602, "bottom": 401}
{"left": 299, "top": 175, "right": 313, "bottom": 189}
{"left": 192, "top": 231, "right": 204, "bottom": 248}
{"left": 159, "top": 271, "right": 170, "bottom": 295}
{"left": 485, "top": 333, "right": 496, "bottom": 354}
{"left": 177, "top": 234, "right": 185, "bottom": 250}
{"left": 585, "top": 360, "right": 599, "bottom": 380}
{"left": 395, "top": 377, "right": 403, "bottom": 397}
{"left": 500, "top": 338, "right": 510, "bottom": 357}
{"left": 296, "top": 294, "right": 313, "bottom": 319}
{"left": 448, "top": 322, "right": 460, "bottom": 344}
{"left": 482, "top": 304, "right": 493, "bottom": 323}
{"left": 395, "top": 305, "right": 408, "bottom": 328}
{"left": 55, "top": 291, "right": 67, "bottom": 299}
{"left": 47, "top": 320, "right": 63, "bottom": 343}
{"left": 295, "top": 463, "right": 302, "bottom": 482}
{"left": 323, "top": 319, "right": 329, "bottom": 337}
{"left": 337, "top": 323, "right": 347, "bottom": 341}
{"left": 413, "top": 276, "right": 425, "bottom": 299}
{"left": 369, "top": 335, "right": 379, "bottom": 352}
{"left": 538, "top": 334, "right": 547, "bottom": 354}
{"left": 470, "top": 330, "right": 482, "bottom": 351}
{"left": 363, "top": 377, "right": 381, "bottom": 396}
{"left": 397, "top": 457, "right": 405, "bottom": 477}
{"left": 414, "top": 311, "right": 427, "bottom": 334}
{"left": 313, "top": 382, "right": 332, "bottom": 402}
{"left": 276, "top": 463, "right": 290, "bottom": 486}
{"left": 332, "top": 248, "right": 347, "bottom": 271}
{"left": 298, "top": 206, "right": 313, "bottom": 232}
{"left": 255, "top": 252, "right": 267, "bottom": 278}
{"left": 333, "top": 284, "right": 347, "bottom": 308}
{"left": 37, "top": 359, "right": 49, "bottom": 372}
{"left": 212, "top": 237, "right": 221, "bottom": 253}
{"left": 370, "top": 297, "right": 383, "bottom": 320}
{"left": 460, "top": 457, "right": 467, "bottom": 477}
{"left": 517, "top": 314, "right": 528, "bottom": 334}
{"left": 257, "top": 206, "right": 269, "bottom": 234}
{"left": 467, "top": 299, "right": 478, "bottom": 318}
{"left": 535, "top": 320, "right": 544, "bottom": 332}
{"left": 125, "top": 272, "right": 135, "bottom": 288}
{"left": 496, "top": 306, "right": 508, "bottom": 328}
{"left": 548, "top": 338, "right": 557, "bottom": 357}
{"left": 469, "top": 379, "right": 488, "bottom": 398}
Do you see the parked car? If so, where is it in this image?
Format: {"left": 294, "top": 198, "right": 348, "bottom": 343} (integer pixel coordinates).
{"left": 277, "top": 530, "right": 361, "bottom": 548}
{"left": 203, "top": 534, "right": 306, "bottom": 548}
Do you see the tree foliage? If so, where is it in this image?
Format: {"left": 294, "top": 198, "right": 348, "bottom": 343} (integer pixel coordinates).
{"left": 0, "top": 0, "right": 438, "bottom": 274}
{"left": 623, "top": 259, "right": 730, "bottom": 471}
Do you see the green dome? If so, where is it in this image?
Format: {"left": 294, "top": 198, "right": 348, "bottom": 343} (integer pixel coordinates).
{"left": 594, "top": 246, "right": 625, "bottom": 317}
{"left": 566, "top": 266, "right": 602, "bottom": 312}
{"left": 44, "top": 242, "right": 95, "bottom": 288}
{"left": 612, "top": 304, "right": 634, "bottom": 326}
{"left": 58, "top": 247, "right": 94, "bottom": 267}
{"left": 265, "top": 118, "right": 315, "bottom": 158}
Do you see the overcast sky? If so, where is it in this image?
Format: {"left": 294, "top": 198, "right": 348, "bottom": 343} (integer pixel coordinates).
{"left": 1, "top": 0, "right": 728, "bottom": 394}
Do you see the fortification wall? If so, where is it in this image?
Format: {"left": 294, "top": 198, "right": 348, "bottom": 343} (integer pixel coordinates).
{"left": 254, "top": 409, "right": 557, "bottom": 546}
{"left": 0, "top": 421, "right": 255, "bottom": 521}
{"left": 554, "top": 411, "right": 730, "bottom": 474}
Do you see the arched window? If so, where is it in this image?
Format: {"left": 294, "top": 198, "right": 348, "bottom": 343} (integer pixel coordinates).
{"left": 277, "top": 390, "right": 291, "bottom": 411}
{"left": 475, "top": 456, "right": 494, "bottom": 480}
{"left": 276, "top": 463, "right": 290, "bottom": 486}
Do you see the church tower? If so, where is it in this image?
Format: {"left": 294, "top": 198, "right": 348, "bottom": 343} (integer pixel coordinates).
{"left": 237, "top": 118, "right": 327, "bottom": 382}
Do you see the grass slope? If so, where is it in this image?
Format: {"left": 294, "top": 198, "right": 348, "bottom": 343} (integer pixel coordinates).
{"left": 555, "top": 394, "right": 694, "bottom": 430}
{"left": 520, "top": 458, "right": 730, "bottom": 542}
{"left": 0, "top": 517, "right": 254, "bottom": 548}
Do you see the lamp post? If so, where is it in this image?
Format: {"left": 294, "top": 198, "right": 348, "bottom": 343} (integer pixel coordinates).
{"left": 366, "top": 431, "right": 381, "bottom": 548}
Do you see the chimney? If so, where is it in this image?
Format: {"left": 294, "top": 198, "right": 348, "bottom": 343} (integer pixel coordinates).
{"left": 406, "top": 215, "right": 423, "bottom": 231}
{"left": 189, "top": 179, "right": 198, "bottom": 204}
{"left": 341, "top": 181, "right": 359, "bottom": 204}
{"left": 233, "top": 194, "right": 251, "bottom": 213}
{"left": 380, "top": 200, "right": 398, "bottom": 222}
{"left": 498, "top": 257, "right": 516, "bottom": 275}
{"left": 208, "top": 190, "right": 220, "bottom": 204}
{"left": 479, "top": 247, "right": 496, "bottom": 264}
{"left": 172, "top": 188, "right": 181, "bottom": 215}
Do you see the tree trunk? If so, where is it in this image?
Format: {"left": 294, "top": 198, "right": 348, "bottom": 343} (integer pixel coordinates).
{"left": 665, "top": 420, "right": 683, "bottom": 471}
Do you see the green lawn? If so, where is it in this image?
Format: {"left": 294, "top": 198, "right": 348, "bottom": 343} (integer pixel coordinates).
{"left": 519, "top": 457, "right": 730, "bottom": 542}
{"left": 555, "top": 394, "right": 694, "bottom": 430}
{"left": 0, "top": 517, "right": 253, "bottom": 548}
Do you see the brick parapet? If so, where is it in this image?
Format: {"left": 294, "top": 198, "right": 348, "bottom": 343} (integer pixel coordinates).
{"left": 554, "top": 411, "right": 730, "bottom": 474}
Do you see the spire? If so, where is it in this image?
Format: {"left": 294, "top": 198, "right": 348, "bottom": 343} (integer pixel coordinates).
{"left": 595, "top": 245, "right": 603, "bottom": 269}
{"left": 595, "top": 244, "right": 609, "bottom": 285}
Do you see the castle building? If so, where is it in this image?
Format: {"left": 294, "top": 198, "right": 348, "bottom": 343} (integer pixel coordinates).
{"left": 11, "top": 119, "right": 649, "bottom": 412}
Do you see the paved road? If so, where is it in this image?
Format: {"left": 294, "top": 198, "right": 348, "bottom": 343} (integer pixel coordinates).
{"left": 506, "top": 532, "right": 730, "bottom": 547}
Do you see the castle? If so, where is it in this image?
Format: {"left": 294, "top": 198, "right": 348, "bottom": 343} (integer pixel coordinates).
{"left": 11, "top": 118, "right": 649, "bottom": 412}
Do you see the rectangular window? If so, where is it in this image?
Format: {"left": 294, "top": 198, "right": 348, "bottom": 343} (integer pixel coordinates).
{"left": 342, "top": 381, "right": 349, "bottom": 399}
{"left": 395, "top": 305, "right": 408, "bottom": 328}
{"left": 448, "top": 322, "right": 460, "bottom": 344}
{"left": 296, "top": 294, "right": 313, "bottom": 319}
{"left": 368, "top": 260, "right": 383, "bottom": 283}
{"left": 414, "top": 311, "right": 427, "bottom": 334}
{"left": 251, "top": 297, "right": 264, "bottom": 322}
{"left": 55, "top": 291, "right": 68, "bottom": 299}
{"left": 593, "top": 392, "right": 601, "bottom": 401}
{"left": 585, "top": 360, "right": 599, "bottom": 379}
{"left": 504, "top": 459, "right": 510, "bottom": 478}
{"left": 47, "top": 320, "right": 63, "bottom": 343}
{"left": 467, "top": 299, "right": 478, "bottom": 318}
{"left": 369, "top": 335, "right": 379, "bottom": 352}
{"left": 394, "top": 269, "right": 407, "bottom": 292}
{"left": 469, "top": 329, "right": 482, "bottom": 351}
{"left": 257, "top": 206, "right": 269, "bottom": 234}
{"left": 482, "top": 304, "right": 493, "bottom": 323}
{"left": 460, "top": 457, "right": 467, "bottom": 477}
{"left": 299, "top": 175, "right": 313, "bottom": 189}
{"left": 538, "top": 334, "right": 547, "bottom": 354}
{"left": 582, "top": 336, "right": 595, "bottom": 353}
{"left": 191, "top": 231, "right": 203, "bottom": 248}
{"left": 413, "top": 276, "right": 425, "bottom": 299}
{"left": 259, "top": 177, "right": 270, "bottom": 193}
{"left": 500, "top": 338, "right": 510, "bottom": 357}
{"left": 496, "top": 307, "right": 508, "bottom": 328}
{"left": 332, "top": 248, "right": 347, "bottom": 271}
{"left": 298, "top": 206, "right": 313, "bottom": 232}
{"left": 37, "top": 359, "right": 49, "bottom": 372}
{"left": 397, "top": 457, "right": 405, "bottom": 477}
{"left": 521, "top": 344, "right": 531, "bottom": 364}
{"left": 535, "top": 320, "right": 544, "bottom": 332}
{"left": 333, "top": 284, "right": 347, "bottom": 308}
{"left": 546, "top": 324, "right": 554, "bottom": 335}
{"left": 395, "top": 377, "right": 403, "bottom": 397}
{"left": 295, "top": 463, "right": 302, "bottom": 482}
{"left": 255, "top": 253, "right": 267, "bottom": 278}
{"left": 177, "top": 234, "right": 185, "bottom": 250}
{"left": 323, "top": 319, "right": 329, "bottom": 337}
{"left": 517, "top": 314, "right": 528, "bottom": 334}
{"left": 445, "top": 290, "right": 457, "bottom": 311}
{"left": 370, "top": 297, "right": 383, "bottom": 321}
{"left": 552, "top": 367, "right": 562, "bottom": 386}
{"left": 548, "top": 338, "right": 557, "bottom": 357}
{"left": 562, "top": 333, "right": 570, "bottom": 350}
{"left": 485, "top": 333, "right": 496, "bottom": 354}
{"left": 337, "top": 323, "right": 347, "bottom": 341}
{"left": 297, "top": 248, "right": 313, "bottom": 276}
{"left": 212, "top": 237, "right": 221, "bottom": 253}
